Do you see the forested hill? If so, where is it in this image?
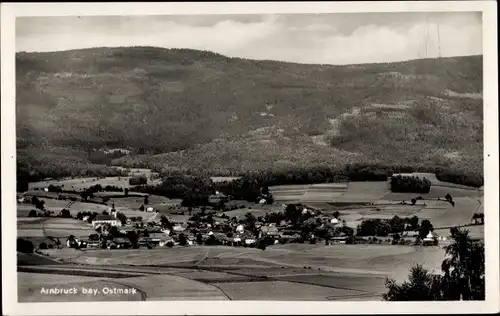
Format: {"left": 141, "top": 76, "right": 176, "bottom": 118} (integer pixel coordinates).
{"left": 16, "top": 47, "right": 483, "bottom": 177}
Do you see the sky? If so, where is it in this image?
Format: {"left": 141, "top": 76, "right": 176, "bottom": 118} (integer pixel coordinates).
{"left": 16, "top": 12, "right": 482, "bottom": 65}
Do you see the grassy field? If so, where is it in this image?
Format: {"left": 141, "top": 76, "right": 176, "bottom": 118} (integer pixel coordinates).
{"left": 18, "top": 217, "right": 96, "bottom": 239}
{"left": 334, "top": 182, "right": 390, "bottom": 203}
{"left": 213, "top": 280, "right": 373, "bottom": 301}
{"left": 19, "top": 241, "right": 458, "bottom": 302}
{"left": 115, "top": 275, "right": 229, "bottom": 300}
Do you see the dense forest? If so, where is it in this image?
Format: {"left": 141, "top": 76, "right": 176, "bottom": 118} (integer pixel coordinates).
{"left": 16, "top": 47, "right": 483, "bottom": 188}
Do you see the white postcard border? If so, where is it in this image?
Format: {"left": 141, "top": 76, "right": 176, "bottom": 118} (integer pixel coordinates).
{"left": 2, "top": 2, "right": 498, "bottom": 315}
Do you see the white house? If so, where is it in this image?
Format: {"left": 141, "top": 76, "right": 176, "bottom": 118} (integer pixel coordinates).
{"left": 330, "top": 218, "right": 340, "bottom": 225}
{"left": 423, "top": 231, "right": 439, "bottom": 246}
{"left": 236, "top": 224, "right": 244, "bottom": 233}
{"left": 92, "top": 215, "right": 119, "bottom": 229}
{"left": 244, "top": 238, "right": 256, "bottom": 245}
{"left": 173, "top": 225, "right": 186, "bottom": 232}
{"left": 146, "top": 207, "right": 154, "bottom": 212}
{"left": 302, "top": 208, "right": 313, "bottom": 215}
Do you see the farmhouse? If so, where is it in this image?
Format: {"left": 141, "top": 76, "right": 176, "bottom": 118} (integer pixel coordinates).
{"left": 259, "top": 225, "right": 280, "bottom": 238}
{"left": 330, "top": 236, "right": 347, "bottom": 244}
{"left": 173, "top": 224, "right": 187, "bottom": 232}
{"left": 92, "top": 214, "right": 119, "bottom": 228}
{"left": 423, "top": 231, "right": 439, "bottom": 246}
{"left": 158, "top": 236, "right": 175, "bottom": 247}
{"left": 244, "top": 238, "right": 256, "bottom": 245}
{"left": 330, "top": 218, "right": 340, "bottom": 225}
{"left": 209, "top": 192, "right": 228, "bottom": 204}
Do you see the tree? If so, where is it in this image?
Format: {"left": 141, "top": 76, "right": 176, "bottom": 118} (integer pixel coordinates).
{"left": 144, "top": 195, "right": 149, "bottom": 205}
{"left": 333, "top": 211, "right": 340, "bottom": 219}
{"left": 418, "top": 219, "right": 434, "bottom": 239}
{"left": 244, "top": 212, "right": 257, "bottom": 233}
{"left": 17, "top": 238, "right": 34, "bottom": 253}
{"left": 383, "top": 264, "right": 442, "bottom": 301}
{"left": 142, "top": 229, "right": 150, "bottom": 237}
{"left": 205, "top": 235, "right": 217, "bottom": 246}
{"left": 261, "top": 186, "right": 270, "bottom": 195}
{"left": 28, "top": 209, "right": 38, "bottom": 217}
{"left": 139, "top": 204, "right": 145, "bottom": 212}
{"left": 108, "top": 226, "right": 119, "bottom": 238}
{"left": 39, "top": 242, "right": 48, "bottom": 250}
{"left": 160, "top": 215, "right": 172, "bottom": 229}
{"left": 196, "top": 233, "right": 203, "bottom": 245}
{"left": 441, "top": 228, "right": 485, "bottom": 300}
{"left": 127, "top": 230, "right": 139, "bottom": 248}
{"left": 383, "top": 227, "right": 485, "bottom": 301}
{"left": 389, "top": 215, "right": 405, "bottom": 234}
{"left": 179, "top": 233, "right": 187, "bottom": 246}
{"left": 116, "top": 212, "right": 127, "bottom": 226}
{"left": 76, "top": 212, "right": 83, "bottom": 220}
{"left": 285, "top": 204, "right": 301, "bottom": 225}
{"left": 67, "top": 235, "right": 80, "bottom": 249}
{"left": 60, "top": 209, "right": 71, "bottom": 218}
{"left": 124, "top": 188, "right": 129, "bottom": 196}
{"left": 472, "top": 213, "right": 479, "bottom": 225}
{"left": 407, "top": 215, "right": 419, "bottom": 230}
{"left": 89, "top": 233, "right": 100, "bottom": 241}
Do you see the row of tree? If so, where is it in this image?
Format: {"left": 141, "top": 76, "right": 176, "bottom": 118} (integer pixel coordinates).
{"left": 390, "top": 175, "right": 432, "bottom": 193}
{"left": 435, "top": 169, "right": 484, "bottom": 188}
{"left": 356, "top": 216, "right": 434, "bottom": 239}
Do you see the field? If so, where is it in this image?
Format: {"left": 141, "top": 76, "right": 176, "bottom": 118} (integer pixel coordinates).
{"left": 18, "top": 216, "right": 96, "bottom": 238}
{"left": 28, "top": 174, "right": 162, "bottom": 192}
{"left": 392, "top": 173, "right": 482, "bottom": 190}
{"left": 18, "top": 173, "right": 483, "bottom": 302}
{"left": 270, "top": 184, "right": 348, "bottom": 203}
{"left": 18, "top": 242, "right": 451, "bottom": 301}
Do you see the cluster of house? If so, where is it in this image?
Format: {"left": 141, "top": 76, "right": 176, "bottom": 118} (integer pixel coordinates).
{"left": 77, "top": 206, "right": 347, "bottom": 249}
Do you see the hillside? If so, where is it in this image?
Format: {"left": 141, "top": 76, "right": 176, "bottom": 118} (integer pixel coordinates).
{"left": 16, "top": 47, "right": 483, "bottom": 178}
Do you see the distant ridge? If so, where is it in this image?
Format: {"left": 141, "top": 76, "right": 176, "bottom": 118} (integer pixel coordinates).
{"left": 16, "top": 46, "right": 483, "bottom": 177}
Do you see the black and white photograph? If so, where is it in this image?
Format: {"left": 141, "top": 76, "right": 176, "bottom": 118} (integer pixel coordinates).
{"left": 2, "top": 2, "right": 498, "bottom": 315}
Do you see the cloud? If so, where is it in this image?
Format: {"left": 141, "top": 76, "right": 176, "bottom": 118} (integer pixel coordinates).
{"left": 16, "top": 13, "right": 482, "bottom": 65}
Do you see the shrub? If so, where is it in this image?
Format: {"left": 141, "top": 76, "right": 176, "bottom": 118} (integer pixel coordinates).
{"left": 166, "top": 241, "right": 174, "bottom": 248}
{"left": 357, "top": 219, "right": 392, "bottom": 237}
{"left": 179, "top": 233, "right": 187, "bottom": 246}
{"left": 390, "top": 175, "right": 431, "bottom": 193}
{"left": 17, "top": 238, "right": 34, "bottom": 253}
{"left": 59, "top": 209, "right": 71, "bottom": 218}
{"left": 129, "top": 175, "right": 147, "bottom": 186}
{"left": 48, "top": 184, "right": 63, "bottom": 193}
{"left": 39, "top": 242, "right": 48, "bottom": 249}
{"left": 28, "top": 209, "right": 38, "bottom": 217}
{"left": 103, "top": 185, "right": 123, "bottom": 192}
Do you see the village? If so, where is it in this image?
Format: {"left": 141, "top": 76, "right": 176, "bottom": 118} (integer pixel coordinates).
{"left": 18, "top": 181, "right": 450, "bottom": 253}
